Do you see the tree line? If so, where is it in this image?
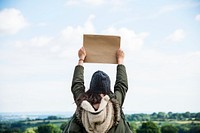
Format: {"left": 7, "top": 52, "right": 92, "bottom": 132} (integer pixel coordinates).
{"left": 0, "top": 112, "right": 200, "bottom": 133}
{"left": 126, "top": 112, "right": 200, "bottom": 121}
{"left": 131, "top": 121, "right": 200, "bottom": 133}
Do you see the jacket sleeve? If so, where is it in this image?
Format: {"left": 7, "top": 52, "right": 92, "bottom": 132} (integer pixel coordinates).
{"left": 114, "top": 64, "right": 128, "bottom": 107}
{"left": 71, "top": 65, "right": 85, "bottom": 103}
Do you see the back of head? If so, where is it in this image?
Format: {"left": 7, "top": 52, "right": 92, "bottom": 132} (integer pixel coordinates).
{"left": 88, "top": 70, "right": 111, "bottom": 95}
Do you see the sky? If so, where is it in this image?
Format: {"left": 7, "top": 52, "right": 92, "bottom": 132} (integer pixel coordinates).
{"left": 0, "top": 0, "right": 200, "bottom": 114}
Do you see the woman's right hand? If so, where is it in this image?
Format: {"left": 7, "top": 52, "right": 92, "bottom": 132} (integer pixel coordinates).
{"left": 117, "top": 49, "right": 124, "bottom": 64}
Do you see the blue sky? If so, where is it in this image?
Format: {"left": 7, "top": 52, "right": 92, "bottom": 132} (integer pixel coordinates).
{"left": 0, "top": 0, "right": 200, "bottom": 113}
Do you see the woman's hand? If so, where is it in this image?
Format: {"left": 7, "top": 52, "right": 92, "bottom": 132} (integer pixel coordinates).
{"left": 117, "top": 49, "right": 124, "bottom": 64}
{"left": 78, "top": 47, "right": 86, "bottom": 65}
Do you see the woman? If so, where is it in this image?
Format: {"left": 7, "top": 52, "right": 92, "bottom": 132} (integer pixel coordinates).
{"left": 63, "top": 47, "right": 132, "bottom": 133}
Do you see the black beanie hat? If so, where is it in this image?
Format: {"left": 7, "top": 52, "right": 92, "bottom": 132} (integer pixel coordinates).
{"left": 88, "top": 70, "right": 111, "bottom": 94}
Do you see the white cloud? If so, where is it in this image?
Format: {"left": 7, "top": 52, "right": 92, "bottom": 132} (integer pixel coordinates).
{"left": 123, "top": 49, "right": 200, "bottom": 112}
{"left": 15, "top": 36, "right": 53, "bottom": 48}
{"left": 61, "top": 14, "right": 95, "bottom": 38}
{"left": 0, "top": 8, "right": 28, "bottom": 35}
{"left": 3, "top": 14, "right": 149, "bottom": 84}
{"left": 10, "top": 14, "right": 96, "bottom": 62}
{"left": 166, "top": 29, "right": 186, "bottom": 42}
{"left": 103, "top": 27, "right": 149, "bottom": 51}
{"left": 12, "top": 14, "right": 148, "bottom": 60}
{"left": 58, "top": 15, "right": 148, "bottom": 58}
{"left": 195, "top": 14, "right": 200, "bottom": 22}
{"left": 57, "top": 14, "right": 96, "bottom": 58}
{"left": 30, "top": 36, "right": 53, "bottom": 47}
{"left": 132, "top": 50, "right": 200, "bottom": 81}
{"left": 0, "top": 81, "right": 72, "bottom": 112}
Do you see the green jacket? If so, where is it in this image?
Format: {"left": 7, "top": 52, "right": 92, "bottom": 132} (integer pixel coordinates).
{"left": 64, "top": 64, "right": 132, "bottom": 133}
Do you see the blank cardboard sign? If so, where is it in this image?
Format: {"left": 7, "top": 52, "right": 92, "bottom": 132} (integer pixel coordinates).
{"left": 83, "top": 34, "right": 120, "bottom": 64}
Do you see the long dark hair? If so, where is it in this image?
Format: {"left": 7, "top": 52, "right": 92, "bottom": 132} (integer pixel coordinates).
{"left": 76, "top": 91, "right": 103, "bottom": 107}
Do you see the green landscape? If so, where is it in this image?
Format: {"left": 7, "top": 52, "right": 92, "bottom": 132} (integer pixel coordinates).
{"left": 0, "top": 112, "right": 200, "bottom": 133}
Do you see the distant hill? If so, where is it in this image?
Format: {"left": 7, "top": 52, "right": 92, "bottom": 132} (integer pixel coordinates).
{"left": 0, "top": 112, "right": 73, "bottom": 122}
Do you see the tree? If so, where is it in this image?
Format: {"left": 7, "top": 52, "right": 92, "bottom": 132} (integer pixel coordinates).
{"left": 137, "top": 121, "right": 160, "bottom": 133}
{"left": 189, "top": 125, "right": 200, "bottom": 133}
{"left": 176, "top": 125, "right": 189, "bottom": 133}
{"left": 37, "top": 124, "right": 61, "bottom": 133}
{"left": 129, "top": 122, "right": 137, "bottom": 133}
{"left": 157, "top": 112, "right": 166, "bottom": 120}
{"left": 167, "top": 112, "right": 173, "bottom": 119}
{"left": 47, "top": 116, "right": 59, "bottom": 120}
{"left": 195, "top": 112, "right": 200, "bottom": 120}
{"left": 183, "top": 112, "right": 191, "bottom": 119}
{"left": 161, "top": 125, "right": 178, "bottom": 133}
{"left": 151, "top": 112, "right": 158, "bottom": 120}
{"left": 23, "top": 128, "right": 36, "bottom": 133}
